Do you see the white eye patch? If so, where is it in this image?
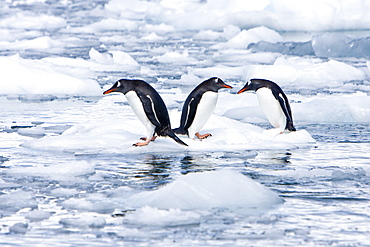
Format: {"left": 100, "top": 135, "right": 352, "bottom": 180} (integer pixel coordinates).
{"left": 117, "top": 81, "right": 121, "bottom": 87}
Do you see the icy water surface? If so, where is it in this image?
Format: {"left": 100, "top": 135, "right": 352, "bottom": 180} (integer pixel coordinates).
{"left": 1, "top": 98, "right": 370, "bottom": 246}
{"left": 1, "top": 0, "right": 370, "bottom": 246}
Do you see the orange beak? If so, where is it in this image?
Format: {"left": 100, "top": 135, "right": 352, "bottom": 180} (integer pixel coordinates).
{"left": 103, "top": 88, "right": 117, "bottom": 95}
{"left": 237, "top": 88, "right": 247, "bottom": 94}
{"left": 222, "top": 84, "right": 233, "bottom": 89}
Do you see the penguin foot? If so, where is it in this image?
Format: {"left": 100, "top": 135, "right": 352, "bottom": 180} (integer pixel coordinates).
{"left": 195, "top": 133, "right": 212, "bottom": 139}
{"left": 140, "top": 136, "right": 157, "bottom": 142}
{"left": 132, "top": 141, "right": 150, "bottom": 147}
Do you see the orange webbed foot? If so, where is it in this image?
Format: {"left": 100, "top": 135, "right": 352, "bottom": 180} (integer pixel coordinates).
{"left": 139, "top": 136, "right": 157, "bottom": 142}
{"left": 195, "top": 132, "right": 212, "bottom": 140}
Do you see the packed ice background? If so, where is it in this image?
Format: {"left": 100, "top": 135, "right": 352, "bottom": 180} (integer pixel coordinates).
{"left": 1, "top": 0, "right": 370, "bottom": 246}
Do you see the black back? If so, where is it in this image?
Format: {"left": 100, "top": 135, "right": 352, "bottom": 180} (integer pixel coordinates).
{"left": 175, "top": 77, "right": 231, "bottom": 135}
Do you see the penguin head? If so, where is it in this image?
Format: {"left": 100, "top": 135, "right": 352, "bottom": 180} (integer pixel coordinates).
{"left": 237, "top": 79, "right": 262, "bottom": 94}
{"left": 204, "top": 77, "right": 232, "bottom": 91}
{"left": 103, "top": 79, "right": 132, "bottom": 95}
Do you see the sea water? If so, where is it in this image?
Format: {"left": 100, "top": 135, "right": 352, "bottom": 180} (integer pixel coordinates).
{"left": 1, "top": 0, "right": 370, "bottom": 246}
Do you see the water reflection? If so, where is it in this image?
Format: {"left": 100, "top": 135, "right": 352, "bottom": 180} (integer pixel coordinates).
{"left": 111, "top": 149, "right": 291, "bottom": 191}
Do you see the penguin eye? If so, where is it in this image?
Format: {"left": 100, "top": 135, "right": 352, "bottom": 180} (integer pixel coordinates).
{"left": 215, "top": 78, "right": 219, "bottom": 83}
{"left": 116, "top": 81, "right": 121, "bottom": 87}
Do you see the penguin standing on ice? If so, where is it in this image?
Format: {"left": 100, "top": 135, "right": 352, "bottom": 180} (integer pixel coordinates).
{"left": 237, "top": 79, "right": 296, "bottom": 133}
{"left": 174, "top": 77, "right": 232, "bottom": 139}
{"left": 103, "top": 79, "right": 187, "bottom": 147}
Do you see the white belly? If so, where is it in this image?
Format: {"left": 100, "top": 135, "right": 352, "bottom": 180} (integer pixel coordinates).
{"left": 256, "top": 88, "right": 286, "bottom": 131}
{"left": 125, "top": 91, "right": 155, "bottom": 137}
{"left": 188, "top": 92, "right": 218, "bottom": 138}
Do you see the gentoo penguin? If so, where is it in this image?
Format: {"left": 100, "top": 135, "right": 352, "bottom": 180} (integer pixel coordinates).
{"left": 237, "top": 79, "right": 296, "bottom": 133}
{"left": 173, "top": 77, "right": 232, "bottom": 139}
{"left": 103, "top": 79, "right": 187, "bottom": 147}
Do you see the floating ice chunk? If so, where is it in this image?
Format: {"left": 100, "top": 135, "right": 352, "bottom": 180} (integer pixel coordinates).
{"left": 331, "top": 168, "right": 366, "bottom": 181}
{"left": 6, "top": 162, "right": 95, "bottom": 181}
{"left": 214, "top": 26, "right": 283, "bottom": 49}
{"left": 17, "top": 126, "right": 45, "bottom": 138}
{"left": 312, "top": 33, "right": 370, "bottom": 58}
{"left": 0, "top": 13, "right": 66, "bottom": 30}
{"left": 22, "top": 109, "right": 314, "bottom": 154}
{"left": 25, "top": 210, "right": 53, "bottom": 222}
{"left": 248, "top": 41, "right": 315, "bottom": 56}
{"left": 110, "top": 50, "right": 140, "bottom": 67}
{"left": 0, "top": 191, "right": 37, "bottom": 213}
{"left": 246, "top": 56, "right": 366, "bottom": 91}
{"left": 123, "top": 206, "right": 201, "bottom": 227}
{"left": 89, "top": 48, "right": 113, "bottom": 64}
{"left": 0, "top": 36, "right": 65, "bottom": 53}
{"left": 141, "top": 32, "right": 166, "bottom": 41}
{"left": 44, "top": 125, "right": 72, "bottom": 135}
{"left": 155, "top": 51, "right": 197, "bottom": 64}
{"left": 293, "top": 93, "right": 370, "bottom": 122}
{"left": 9, "top": 223, "right": 28, "bottom": 234}
{"left": 61, "top": 198, "right": 115, "bottom": 214}
{"left": 88, "top": 48, "right": 140, "bottom": 70}
{"left": 128, "top": 170, "right": 283, "bottom": 210}
{"left": 0, "top": 55, "right": 102, "bottom": 95}
{"left": 60, "top": 216, "right": 106, "bottom": 228}
{"left": 50, "top": 188, "right": 79, "bottom": 197}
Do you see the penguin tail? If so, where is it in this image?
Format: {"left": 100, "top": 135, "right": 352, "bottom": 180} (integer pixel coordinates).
{"left": 172, "top": 127, "right": 188, "bottom": 135}
{"left": 167, "top": 130, "right": 188, "bottom": 146}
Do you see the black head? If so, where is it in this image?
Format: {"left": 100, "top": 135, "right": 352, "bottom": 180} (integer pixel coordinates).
{"left": 237, "top": 79, "right": 276, "bottom": 94}
{"left": 201, "top": 77, "right": 232, "bottom": 92}
{"left": 103, "top": 79, "right": 137, "bottom": 95}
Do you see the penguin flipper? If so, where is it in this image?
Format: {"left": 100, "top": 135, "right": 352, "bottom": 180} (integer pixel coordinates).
{"left": 274, "top": 92, "right": 296, "bottom": 131}
{"left": 179, "top": 96, "right": 199, "bottom": 131}
{"left": 138, "top": 93, "right": 163, "bottom": 128}
{"left": 167, "top": 130, "right": 188, "bottom": 146}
